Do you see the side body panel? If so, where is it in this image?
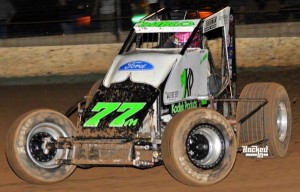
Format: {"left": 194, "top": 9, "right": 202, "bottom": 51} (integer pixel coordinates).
{"left": 103, "top": 52, "right": 180, "bottom": 88}
{"left": 163, "top": 49, "right": 209, "bottom": 105}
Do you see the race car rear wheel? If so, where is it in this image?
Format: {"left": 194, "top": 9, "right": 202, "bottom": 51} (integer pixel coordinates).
{"left": 236, "top": 82, "right": 292, "bottom": 158}
{"left": 162, "top": 108, "right": 236, "bottom": 186}
{"left": 6, "top": 109, "right": 76, "bottom": 184}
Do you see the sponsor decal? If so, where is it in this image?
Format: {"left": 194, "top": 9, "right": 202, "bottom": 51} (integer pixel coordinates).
{"left": 201, "top": 100, "right": 208, "bottom": 106}
{"left": 227, "top": 36, "right": 234, "bottom": 72}
{"left": 84, "top": 102, "right": 146, "bottom": 127}
{"left": 227, "top": 15, "right": 235, "bottom": 60}
{"left": 181, "top": 68, "right": 194, "bottom": 99}
{"left": 171, "top": 100, "right": 198, "bottom": 114}
{"left": 204, "top": 16, "right": 217, "bottom": 33}
{"left": 160, "top": 108, "right": 170, "bottom": 115}
{"left": 219, "top": 14, "right": 229, "bottom": 23}
{"left": 137, "top": 20, "right": 195, "bottom": 28}
{"left": 165, "top": 91, "right": 179, "bottom": 101}
{"left": 119, "top": 61, "right": 154, "bottom": 71}
{"left": 200, "top": 53, "right": 208, "bottom": 64}
{"left": 242, "top": 145, "right": 269, "bottom": 158}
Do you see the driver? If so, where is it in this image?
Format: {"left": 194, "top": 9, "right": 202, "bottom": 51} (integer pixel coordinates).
{"left": 163, "top": 32, "right": 199, "bottom": 48}
{"left": 173, "top": 32, "right": 199, "bottom": 48}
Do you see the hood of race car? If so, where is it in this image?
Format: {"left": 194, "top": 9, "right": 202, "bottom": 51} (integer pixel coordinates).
{"left": 103, "top": 51, "right": 181, "bottom": 88}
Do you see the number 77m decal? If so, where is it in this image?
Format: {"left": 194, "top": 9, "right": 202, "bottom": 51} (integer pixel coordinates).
{"left": 83, "top": 102, "right": 146, "bottom": 127}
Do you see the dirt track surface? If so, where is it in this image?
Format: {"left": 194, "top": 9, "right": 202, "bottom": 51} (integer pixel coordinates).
{"left": 0, "top": 67, "right": 299, "bottom": 192}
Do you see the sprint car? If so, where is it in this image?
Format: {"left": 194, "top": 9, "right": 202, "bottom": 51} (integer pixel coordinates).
{"left": 6, "top": 4, "right": 292, "bottom": 186}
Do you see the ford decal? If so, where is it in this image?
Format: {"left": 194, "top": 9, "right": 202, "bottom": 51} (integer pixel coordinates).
{"left": 119, "top": 61, "right": 154, "bottom": 71}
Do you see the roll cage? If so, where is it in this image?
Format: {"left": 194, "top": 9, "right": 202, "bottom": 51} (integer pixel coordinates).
{"left": 119, "top": 8, "right": 205, "bottom": 55}
{"left": 119, "top": 6, "right": 237, "bottom": 103}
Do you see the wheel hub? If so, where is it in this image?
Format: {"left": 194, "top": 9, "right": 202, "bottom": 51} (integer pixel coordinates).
{"left": 29, "top": 132, "right": 57, "bottom": 163}
{"left": 26, "top": 122, "right": 66, "bottom": 169}
{"left": 186, "top": 124, "right": 225, "bottom": 169}
{"left": 188, "top": 134, "right": 210, "bottom": 160}
{"left": 277, "top": 102, "right": 288, "bottom": 142}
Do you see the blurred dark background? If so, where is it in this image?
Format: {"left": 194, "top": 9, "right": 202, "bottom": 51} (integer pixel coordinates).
{"left": 0, "top": 0, "right": 299, "bottom": 39}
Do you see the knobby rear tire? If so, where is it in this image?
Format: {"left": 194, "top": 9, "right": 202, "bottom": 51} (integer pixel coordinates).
{"left": 236, "top": 82, "right": 292, "bottom": 158}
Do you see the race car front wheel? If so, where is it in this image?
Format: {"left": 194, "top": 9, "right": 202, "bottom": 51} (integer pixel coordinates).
{"left": 6, "top": 109, "right": 76, "bottom": 184}
{"left": 162, "top": 108, "right": 236, "bottom": 186}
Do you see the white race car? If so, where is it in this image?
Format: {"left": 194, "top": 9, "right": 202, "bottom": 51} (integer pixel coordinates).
{"left": 6, "top": 4, "right": 292, "bottom": 186}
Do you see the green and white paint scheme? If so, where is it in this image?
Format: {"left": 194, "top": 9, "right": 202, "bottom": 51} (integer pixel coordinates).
{"left": 163, "top": 49, "right": 209, "bottom": 104}
{"left": 134, "top": 19, "right": 201, "bottom": 33}
{"left": 84, "top": 102, "right": 146, "bottom": 127}
{"left": 103, "top": 7, "right": 231, "bottom": 106}
{"left": 103, "top": 48, "right": 209, "bottom": 105}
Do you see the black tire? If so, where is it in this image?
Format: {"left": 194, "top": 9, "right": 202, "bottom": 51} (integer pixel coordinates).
{"left": 85, "top": 79, "right": 101, "bottom": 108}
{"left": 6, "top": 109, "right": 76, "bottom": 184}
{"left": 162, "top": 108, "right": 236, "bottom": 186}
{"left": 236, "top": 82, "right": 292, "bottom": 158}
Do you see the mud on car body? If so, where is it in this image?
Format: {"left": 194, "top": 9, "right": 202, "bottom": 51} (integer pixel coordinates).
{"left": 6, "top": 4, "right": 292, "bottom": 186}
